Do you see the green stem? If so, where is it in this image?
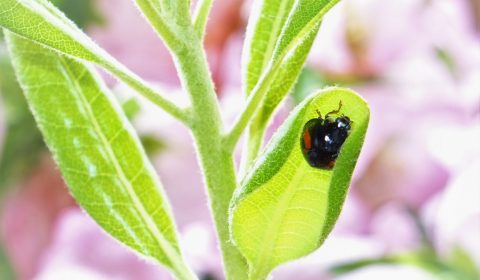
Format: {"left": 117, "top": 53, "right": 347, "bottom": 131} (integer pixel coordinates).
{"left": 172, "top": 32, "right": 249, "bottom": 280}
{"left": 133, "top": 2, "right": 248, "bottom": 276}
{"left": 171, "top": 262, "right": 199, "bottom": 280}
{"left": 193, "top": 0, "right": 214, "bottom": 38}
{"left": 193, "top": 138, "right": 250, "bottom": 280}
{"left": 101, "top": 59, "right": 190, "bottom": 125}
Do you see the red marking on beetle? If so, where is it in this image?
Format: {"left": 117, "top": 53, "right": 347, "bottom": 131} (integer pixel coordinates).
{"left": 303, "top": 130, "right": 312, "bottom": 150}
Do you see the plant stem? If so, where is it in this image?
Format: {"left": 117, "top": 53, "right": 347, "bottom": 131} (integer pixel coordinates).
{"left": 101, "top": 59, "right": 190, "bottom": 125}
{"left": 193, "top": 139, "right": 250, "bottom": 280}
{"left": 131, "top": 2, "right": 248, "bottom": 276}
{"left": 193, "top": 0, "right": 214, "bottom": 38}
{"left": 171, "top": 261, "right": 199, "bottom": 280}
{"left": 171, "top": 31, "right": 249, "bottom": 280}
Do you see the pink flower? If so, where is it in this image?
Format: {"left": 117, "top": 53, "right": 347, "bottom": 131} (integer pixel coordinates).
{"left": 33, "top": 209, "right": 223, "bottom": 280}
{"left": 1, "top": 158, "right": 76, "bottom": 280}
{"left": 369, "top": 203, "right": 420, "bottom": 253}
{"left": 422, "top": 120, "right": 480, "bottom": 267}
{"left": 310, "top": 0, "right": 479, "bottom": 80}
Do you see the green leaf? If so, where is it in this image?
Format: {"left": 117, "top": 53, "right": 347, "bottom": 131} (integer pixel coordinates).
{"left": 230, "top": 88, "right": 370, "bottom": 279}
{"left": 0, "top": 0, "right": 102, "bottom": 191}
{"left": 241, "top": 0, "right": 339, "bottom": 166}
{"left": 242, "top": 0, "right": 295, "bottom": 95}
{"left": 5, "top": 33, "right": 196, "bottom": 280}
{"left": 0, "top": 0, "right": 108, "bottom": 63}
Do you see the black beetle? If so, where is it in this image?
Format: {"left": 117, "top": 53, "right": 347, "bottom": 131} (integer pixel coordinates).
{"left": 300, "top": 101, "right": 352, "bottom": 169}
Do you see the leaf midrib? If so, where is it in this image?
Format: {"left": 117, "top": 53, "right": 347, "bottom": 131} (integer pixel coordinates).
{"left": 57, "top": 57, "right": 183, "bottom": 270}
{"left": 251, "top": 159, "right": 328, "bottom": 275}
{"left": 253, "top": 0, "right": 293, "bottom": 94}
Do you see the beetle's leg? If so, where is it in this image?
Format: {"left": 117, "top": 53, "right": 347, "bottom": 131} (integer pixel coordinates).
{"left": 316, "top": 109, "right": 323, "bottom": 119}
{"left": 326, "top": 100, "right": 343, "bottom": 118}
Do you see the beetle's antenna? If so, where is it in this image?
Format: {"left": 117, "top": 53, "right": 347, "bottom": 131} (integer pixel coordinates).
{"left": 326, "top": 100, "right": 342, "bottom": 118}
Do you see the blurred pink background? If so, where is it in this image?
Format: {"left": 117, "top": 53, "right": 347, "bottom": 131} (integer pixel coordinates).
{"left": 0, "top": 0, "right": 479, "bottom": 279}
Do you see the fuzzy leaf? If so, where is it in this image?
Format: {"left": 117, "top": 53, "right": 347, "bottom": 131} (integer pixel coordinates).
{"left": 242, "top": 0, "right": 295, "bottom": 94}
{"left": 243, "top": 0, "right": 339, "bottom": 124}
{"left": 5, "top": 33, "right": 195, "bottom": 280}
{"left": 0, "top": 0, "right": 99, "bottom": 190}
{"left": 0, "top": 0, "right": 110, "bottom": 64}
{"left": 230, "top": 88, "right": 369, "bottom": 279}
